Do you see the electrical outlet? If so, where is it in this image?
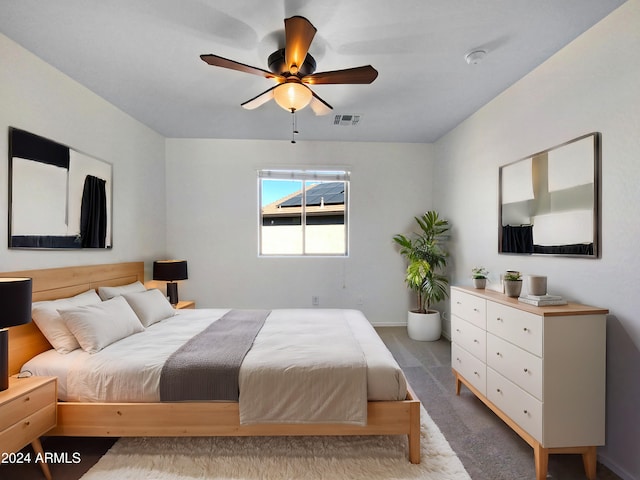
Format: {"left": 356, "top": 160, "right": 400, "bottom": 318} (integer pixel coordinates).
{"left": 312, "top": 296, "right": 320, "bottom": 306}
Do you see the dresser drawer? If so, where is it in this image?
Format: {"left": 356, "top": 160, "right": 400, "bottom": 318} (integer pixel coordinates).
{"left": 451, "top": 289, "right": 486, "bottom": 329}
{"left": 0, "top": 380, "right": 56, "bottom": 432}
{"left": 452, "top": 342, "right": 486, "bottom": 396}
{"left": 452, "top": 315, "right": 486, "bottom": 362}
{"left": 487, "top": 368, "right": 542, "bottom": 442}
{"left": 0, "top": 403, "right": 56, "bottom": 454}
{"left": 487, "top": 302, "right": 542, "bottom": 356}
{"left": 487, "top": 333, "right": 543, "bottom": 400}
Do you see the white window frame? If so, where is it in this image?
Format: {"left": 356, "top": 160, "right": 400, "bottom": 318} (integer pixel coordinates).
{"left": 258, "top": 169, "right": 350, "bottom": 257}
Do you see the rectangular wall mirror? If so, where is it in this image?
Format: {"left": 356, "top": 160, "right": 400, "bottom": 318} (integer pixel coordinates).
{"left": 499, "top": 132, "right": 601, "bottom": 257}
{"left": 8, "top": 127, "right": 112, "bottom": 249}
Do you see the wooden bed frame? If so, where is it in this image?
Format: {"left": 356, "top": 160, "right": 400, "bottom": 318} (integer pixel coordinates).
{"left": 4, "top": 262, "right": 421, "bottom": 463}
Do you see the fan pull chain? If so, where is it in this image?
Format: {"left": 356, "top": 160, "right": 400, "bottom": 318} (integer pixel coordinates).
{"left": 291, "top": 109, "right": 299, "bottom": 144}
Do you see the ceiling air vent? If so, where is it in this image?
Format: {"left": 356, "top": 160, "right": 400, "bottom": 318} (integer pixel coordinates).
{"left": 334, "top": 114, "right": 361, "bottom": 126}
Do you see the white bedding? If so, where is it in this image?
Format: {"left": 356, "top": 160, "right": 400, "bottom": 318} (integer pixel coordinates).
{"left": 22, "top": 308, "right": 407, "bottom": 408}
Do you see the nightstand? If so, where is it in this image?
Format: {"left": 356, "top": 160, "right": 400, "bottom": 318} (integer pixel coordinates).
{"left": 0, "top": 376, "right": 57, "bottom": 480}
{"left": 175, "top": 300, "right": 195, "bottom": 309}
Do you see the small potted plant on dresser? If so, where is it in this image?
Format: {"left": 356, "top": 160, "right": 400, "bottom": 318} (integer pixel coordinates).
{"left": 503, "top": 270, "right": 523, "bottom": 297}
{"left": 471, "top": 267, "right": 489, "bottom": 289}
{"left": 393, "top": 211, "right": 450, "bottom": 341}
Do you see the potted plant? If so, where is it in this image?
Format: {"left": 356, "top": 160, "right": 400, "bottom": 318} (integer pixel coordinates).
{"left": 393, "top": 211, "right": 450, "bottom": 341}
{"left": 471, "top": 267, "right": 489, "bottom": 289}
{"left": 503, "top": 271, "right": 523, "bottom": 297}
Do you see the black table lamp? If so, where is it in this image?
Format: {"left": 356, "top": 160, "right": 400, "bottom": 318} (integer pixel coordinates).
{"left": 153, "top": 260, "right": 188, "bottom": 305}
{"left": 0, "top": 277, "right": 32, "bottom": 391}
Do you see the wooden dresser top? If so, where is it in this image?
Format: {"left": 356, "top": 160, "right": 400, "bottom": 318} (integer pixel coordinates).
{"left": 452, "top": 286, "right": 609, "bottom": 317}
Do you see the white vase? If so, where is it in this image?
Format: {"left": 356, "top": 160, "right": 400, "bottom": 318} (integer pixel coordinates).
{"left": 473, "top": 278, "right": 487, "bottom": 289}
{"left": 526, "top": 275, "right": 547, "bottom": 296}
{"left": 407, "top": 310, "right": 441, "bottom": 341}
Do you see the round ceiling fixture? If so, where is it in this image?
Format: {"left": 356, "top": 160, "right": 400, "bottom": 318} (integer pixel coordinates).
{"left": 465, "top": 50, "right": 487, "bottom": 65}
{"left": 273, "top": 80, "right": 313, "bottom": 112}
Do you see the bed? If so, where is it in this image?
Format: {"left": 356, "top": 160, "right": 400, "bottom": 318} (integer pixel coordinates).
{"left": 5, "top": 262, "right": 421, "bottom": 463}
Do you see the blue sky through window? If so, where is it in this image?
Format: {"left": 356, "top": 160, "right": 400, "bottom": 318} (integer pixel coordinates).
{"left": 261, "top": 180, "right": 302, "bottom": 206}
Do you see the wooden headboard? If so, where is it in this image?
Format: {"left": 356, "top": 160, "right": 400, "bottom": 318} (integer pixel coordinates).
{"left": 1, "top": 262, "right": 144, "bottom": 375}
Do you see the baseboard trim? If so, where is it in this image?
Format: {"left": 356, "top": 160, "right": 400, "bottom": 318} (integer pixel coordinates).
{"left": 596, "top": 452, "right": 637, "bottom": 480}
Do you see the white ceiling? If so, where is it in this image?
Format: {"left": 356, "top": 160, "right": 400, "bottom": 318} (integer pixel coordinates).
{"left": 0, "top": 0, "right": 626, "bottom": 143}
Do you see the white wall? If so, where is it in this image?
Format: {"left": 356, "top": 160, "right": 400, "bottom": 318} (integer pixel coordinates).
{"left": 165, "top": 139, "right": 433, "bottom": 325}
{"left": 0, "top": 34, "right": 167, "bottom": 277}
{"left": 433, "top": 1, "right": 640, "bottom": 478}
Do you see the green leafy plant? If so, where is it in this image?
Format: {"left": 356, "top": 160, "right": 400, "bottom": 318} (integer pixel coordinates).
{"left": 504, "top": 271, "right": 522, "bottom": 281}
{"left": 393, "top": 211, "right": 450, "bottom": 313}
{"left": 472, "top": 267, "right": 489, "bottom": 279}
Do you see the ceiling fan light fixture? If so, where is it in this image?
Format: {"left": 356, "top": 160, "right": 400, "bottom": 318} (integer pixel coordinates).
{"left": 273, "top": 82, "right": 312, "bottom": 112}
{"left": 201, "top": 16, "right": 375, "bottom": 116}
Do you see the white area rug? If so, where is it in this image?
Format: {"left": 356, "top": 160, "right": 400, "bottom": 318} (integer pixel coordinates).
{"left": 80, "top": 406, "right": 470, "bottom": 480}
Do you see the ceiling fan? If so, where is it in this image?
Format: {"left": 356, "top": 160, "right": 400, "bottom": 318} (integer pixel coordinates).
{"left": 200, "top": 16, "right": 378, "bottom": 116}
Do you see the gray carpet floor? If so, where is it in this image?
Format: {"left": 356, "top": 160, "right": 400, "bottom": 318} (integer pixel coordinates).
{"left": 1, "top": 326, "right": 622, "bottom": 480}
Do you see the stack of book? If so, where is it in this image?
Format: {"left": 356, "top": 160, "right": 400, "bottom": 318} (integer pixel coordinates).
{"left": 518, "top": 293, "right": 568, "bottom": 306}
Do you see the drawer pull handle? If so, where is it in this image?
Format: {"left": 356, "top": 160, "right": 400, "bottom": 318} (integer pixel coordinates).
{"left": 524, "top": 368, "right": 529, "bottom": 373}
{"left": 523, "top": 410, "right": 529, "bottom": 415}
{"left": 24, "top": 421, "right": 30, "bottom": 426}
{"left": 456, "top": 301, "right": 462, "bottom": 305}
{"left": 523, "top": 327, "right": 529, "bottom": 332}
{"left": 473, "top": 308, "right": 479, "bottom": 312}
{"left": 456, "top": 357, "right": 461, "bottom": 363}
{"left": 496, "top": 352, "right": 501, "bottom": 356}
{"left": 473, "top": 339, "right": 479, "bottom": 343}
{"left": 496, "top": 317, "right": 503, "bottom": 322}
{"left": 473, "top": 371, "right": 479, "bottom": 376}
{"left": 456, "top": 328, "right": 461, "bottom": 333}
{"left": 496, "top": 388, "right": 502, "bottom": 393}
{"left": 24, "top": 396, "right": 30, "bottom": 402}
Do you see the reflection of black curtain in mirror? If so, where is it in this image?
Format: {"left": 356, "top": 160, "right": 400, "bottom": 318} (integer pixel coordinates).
{"left": 533, "top": 243, "right": 593, "bottom": 255}
{"left": 502, "top": 225, "right": 534, "bottom": 253}
{"left": 80, "top": 175, "right": 107, "bottom": 248}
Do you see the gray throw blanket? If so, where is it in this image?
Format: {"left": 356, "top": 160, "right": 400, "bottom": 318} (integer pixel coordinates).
{"left": 159, "top": 309, "right": 270, "bottom": 401}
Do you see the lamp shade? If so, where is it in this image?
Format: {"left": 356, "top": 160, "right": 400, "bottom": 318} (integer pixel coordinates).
{"left": 0, "top": 278, "right": 32, "bottom": 328}
{"left": 273, "top": 82, "right": 312, "bottom": 112}
{"left": 153, "top": 260, "right": 188, "bottom": 282}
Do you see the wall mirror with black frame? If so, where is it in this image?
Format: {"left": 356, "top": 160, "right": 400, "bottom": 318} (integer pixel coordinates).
{"left": 8, "top": 127, "right": 112, "bottom": 249}
{"left": 499, "top": 132, "right": 601, "bottom": 257}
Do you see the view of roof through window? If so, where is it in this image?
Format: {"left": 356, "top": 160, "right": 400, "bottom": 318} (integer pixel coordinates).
{"left": 259, "top": 173, "right": 348, "bottom": 256}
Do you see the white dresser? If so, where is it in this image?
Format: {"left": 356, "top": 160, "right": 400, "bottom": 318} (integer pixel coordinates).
{"left": 450, "top": 286, "right": 607, "bottom": 480}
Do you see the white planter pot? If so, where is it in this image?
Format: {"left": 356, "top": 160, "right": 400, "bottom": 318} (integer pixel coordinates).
{"left": 473, "top": 278, "right": 487, "bottom": 289}
{"left": 504, "top": 280, "right": 523, "bottom": 297}
{"left": 407, "top": 310, "right": 441, "bottom": 341}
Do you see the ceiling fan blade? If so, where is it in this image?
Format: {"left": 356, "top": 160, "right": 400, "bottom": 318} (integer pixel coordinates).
{"left": 241, "top": 85, "right": 278, "bottom": 110}
{"left": 200, "top": 54, "right": 283, "bottom": 80}
{"left": 310, "top": 92, "right": 333, "bottom": 116}
{"left": 284, "top": 16, "right": 317, "bottom": 74}
{"left": 303, "top": 65, "right": 378, "bottom": 85}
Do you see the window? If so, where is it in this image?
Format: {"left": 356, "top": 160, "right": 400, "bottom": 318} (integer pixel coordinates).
{"left": 259, "top": 169, "right": 349, "bottom": 256}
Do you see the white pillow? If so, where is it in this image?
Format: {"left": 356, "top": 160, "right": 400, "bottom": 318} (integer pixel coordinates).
{"left": 98, "top": 281, "right": 146, "bottom": 300}
{"left": 32, "top": 289, "right": 102, "bottom": 354}
{"left": 59, "top": 296, "right": 144, "bottom": 354}
{"left": 123, "top": 289, "right": 176, "bottom": 327}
